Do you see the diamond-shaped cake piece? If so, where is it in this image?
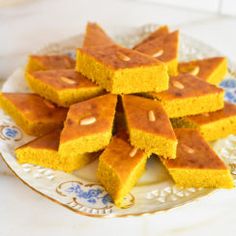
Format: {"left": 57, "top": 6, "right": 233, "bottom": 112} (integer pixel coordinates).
{"left": 26, "top": 55, "right": 75, "bottom": 73}
{"left": 97, "top": 134, "right": 149, "bottom": 207}
{"left": 149, "top": 74, "right": 224, "bottom": 118}
{"left": 15, "top": 129, "right": 97, "bottom": 172}
{"left": 178, "top": 57, "right": 227, "bottom": 85}
{"left": 26, "top": 69, "right": 104, "bottom": 107}
{"left": 59, "top": 94, "right": 117, "bottom": 156}
{"left": 76, "top": 44, "right": 169, "bottom": 94}
{"left": 83, "top": 22, "right": 115, "bottom": 48}
{"left": 122, "top": 95, "right": 177, "bottom": 158}
{"left": 0, "top": 93, "right": 68, "bottom": 136}
{"left": 172, "top": 102, "right": 236, "bottom": 141}
{"left": 161, "top": 128, "right": 233, "bottom": 188}
{"left": 134, "top": 26, "right": 179, "bottom": 76}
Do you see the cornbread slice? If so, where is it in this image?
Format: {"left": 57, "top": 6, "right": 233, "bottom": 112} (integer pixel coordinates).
{"left": 161, "top": 128, "right": 233, "bottom": 188}
{"left": 134, "top": 26, "right": 179, "bottom": 76}
{"left": 26, "top": 55, "right": 75, "bottom": 73}
{"left": 76, "top": 44, "right": 169, "bottom": 94}
{"left": 172, "top": 102, "right": 236, "bottom": 141}
{"left": 26, "top": 69, "right": 104, "bottom": 107}
{"left": 97, "top": 134, "right": 149, "bottom": 207}
{"left": 59, "top": 94, "right": 117, "bottom": 156}
{"left": 148, "top": 74, "right": 224, "bottom": 118}
{"left": 0, "top": 93, "right": 67, "bottom": 136}
{"left": 122, "top": 95, "right": 177, "bottom": 158}
{"left": 15, "top": 130, "right": 97, "bottom": 172}
{"left": 178, "top": 57, "right": 227, "bottom": 85}
{"left": 83, "top": 22, "right": 115, "bottom": 48}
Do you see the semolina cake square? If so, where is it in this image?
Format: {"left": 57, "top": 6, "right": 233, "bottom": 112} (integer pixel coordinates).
{"left": 83, "top": 22, "right": 115, "bottom": 48}
{"left": 26, "top": 55, "right": 75, "bottom": 73}
{"left": 178, "top": 57, "right": 227, "bottom": 85}
{"left": 76, "top": 44, "right": 169, "bottom": 94}
{"left": 26, "top": 69, "right": 104, "bottom": 107}
{"left": 0, "top": 93, "right": 68, "bottom": 136}
{"left": 134, "top": 27, "right": 179, "bottom": 76}
{"left": 172, "top": 102, "right": 236, "bottom": 141}
{"left": 148, "top": 74, "right": 224, "bottom": 118}
{"left": 15, "top": 129, "right": 97, "bottom": 172}
{"left": 161, "top": 128, "right": 233, "bottom": 188}
{"left": 97, "top": 133, "right": 149, "bottom": 207}
{"left": 59, "top": 94, "right": 117, "bottom": 156}
{"left": 122, "top": 95, "right": 177, "bottom": 158}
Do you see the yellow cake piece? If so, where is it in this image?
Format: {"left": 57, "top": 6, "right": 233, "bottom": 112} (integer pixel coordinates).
{"left": 76, "top": 44, "right": 169, "bottom": 94}
{"left": 161, "top": 128, "right": 233, "bottom": 188}
{"left": 59, "top": 94, "right": 117, "bottom": 157}
{"left": 15, "top": 129, "right": 97, "bottom": 172}
{"left": 122, "top": 95, "right": 177, "bottom": 158}
{"left": 148, "top": 74, "right": 224, "bottom": 118}
{"left": 172, "top": 102, "right": 236, "bottom": 141}
{"left": 134, "top": 26, "right": 179, "bottom": 76}
{"left": 83, "top": 22, "right": 115, "bottom": 48}
{"left": 97, "top": 133, "right": 149, "bottom": 207}
{"left": 26, "top": 69, "right": 105, "bottom": 107}
{"left": 26, "top": 55, "right": 75, "bottom": 73}
{"left": 178, "top": 57, "right": 227, "bottom": 85}
{"left": 0, "top": 93, "right": 68, "bottom": 136}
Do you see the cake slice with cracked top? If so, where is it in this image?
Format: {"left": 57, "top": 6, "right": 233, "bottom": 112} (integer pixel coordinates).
{"left": 161, "top": 128, "right": 233, "bottom": 188}
{"left": 59, "top": 94, "right": 117, "bottom": 156}
{"left": 0, "top": 93, "right": 68, "bottom": 136}
{"left": 122, "top": 95, "right": 177, "bottom": 158}
{"left": 148, "top": 74, "right": 224, "bottom": 118}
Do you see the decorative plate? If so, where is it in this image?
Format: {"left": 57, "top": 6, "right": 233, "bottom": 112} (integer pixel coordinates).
{"left": 1, "top": 24, "right": 236, "bottom": 218}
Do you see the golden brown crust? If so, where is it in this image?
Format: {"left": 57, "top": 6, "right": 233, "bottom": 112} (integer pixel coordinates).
{"left": 134, "top": 30, "right": 179, "bottom": 62}
{"left": 122, "top": 95, "right": 176, "bottom": 140}
{"left": 78, "top": 44, "right": 163, "bottom": 70}
{"left": 134, "top": 25, "right": 169, "bottom": 48}
{"left": 187, "top": 102, "right": 236, "bottom": 124}
{"left": 1, "top": 93, "right": 68, "bottom": 122}
{"left": 83, "top": 22, "right": 115, "bottom": 48}
{"left": 60, "top": 94, "right": 117, "bottom": 143}
{"left": 164, "top": 128, "right": 227, "bottom": 169}
{"left": 151, "top": 74, "right": 223, "bottom": 100}
{"left": 178, "top": 57, "right": 226, "bottom": 81}
{"left": 17, "top": 129, "right": 61, "bottom": 151}
{"left": 29, "top": 55, "right": 75, "bottom": 70}
{"left": 29, "top": 69, "right": 101, "bottom": 91}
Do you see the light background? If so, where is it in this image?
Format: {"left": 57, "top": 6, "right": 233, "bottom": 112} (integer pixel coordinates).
{"left": 1, "top": 0, "right": 236, "bottom": 235}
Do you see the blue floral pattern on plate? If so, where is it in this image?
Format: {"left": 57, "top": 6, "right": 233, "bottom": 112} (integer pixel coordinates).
{"left": 220, "top": 78, "right": 236, "bottom": 104}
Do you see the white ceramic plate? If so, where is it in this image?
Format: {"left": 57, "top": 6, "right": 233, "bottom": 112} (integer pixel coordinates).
{"left": 1, "top": 24, "right": 236, "bottom": 218}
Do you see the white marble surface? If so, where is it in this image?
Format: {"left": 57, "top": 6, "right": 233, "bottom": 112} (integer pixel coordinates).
{"left": 1, "top": 0, "right": 236, "bottom": 235}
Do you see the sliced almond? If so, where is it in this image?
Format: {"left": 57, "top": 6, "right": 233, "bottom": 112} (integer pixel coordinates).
{"left": 117, "top": 52, "right": 130, "bottom": 62}
{"left": 44, "top": 100, "right": 55, "bottom": 109}
{"left": 129, "top": 147, "right": 138, "bottom": 157}
{"left": 80, "top": 116, "right": 96, "bottom": 126}
{"left": 189, "top": 66, "right": 200, "bottom": 76}
{"left": 60, "top": 76, "right": 77, "bottom": 85}
{"left": 152, "top": 49, "right": 164, "bottom": 58}
{"left": 172, "top": 81, "right": 184, "bottom": 89}
{"left": 148, "top": 110, "right": 156, "bottom": 122}
{"left": 182, "top": 144, "right": 195, "bottom": 154}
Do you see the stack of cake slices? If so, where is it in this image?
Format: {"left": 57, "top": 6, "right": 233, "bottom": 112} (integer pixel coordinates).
{"left": 1, "top": 22, "right": 235, "bottom": 207}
